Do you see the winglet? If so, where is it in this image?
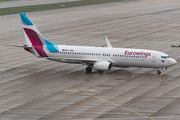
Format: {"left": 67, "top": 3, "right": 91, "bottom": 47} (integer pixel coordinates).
{"left": 105, "top": 37, "right": 113, "bottom": 48}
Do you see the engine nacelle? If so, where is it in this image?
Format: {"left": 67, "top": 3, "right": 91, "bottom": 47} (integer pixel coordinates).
{"left": 93, "top": 61, "right": 112, "bottom": 71}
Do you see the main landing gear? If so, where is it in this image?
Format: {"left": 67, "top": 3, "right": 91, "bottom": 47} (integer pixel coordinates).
{"left": 86, "top": 66, "right": 92, "bottom": 73}
{"left": 157, "top": 70, "right": 161, "bottom": 76}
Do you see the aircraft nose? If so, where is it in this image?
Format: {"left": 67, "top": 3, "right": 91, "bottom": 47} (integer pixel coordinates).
{"left": 169, "top": 58, "right": 177, "bottom": 66}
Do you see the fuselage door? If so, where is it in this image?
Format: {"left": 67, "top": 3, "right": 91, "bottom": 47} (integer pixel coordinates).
{"left": 152, "top": 54, "right": 156, "bottom": 62}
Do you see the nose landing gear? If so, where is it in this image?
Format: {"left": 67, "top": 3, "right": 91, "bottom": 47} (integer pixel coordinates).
{"left": 157, "top": 70, "right": 161, "bottom": 76}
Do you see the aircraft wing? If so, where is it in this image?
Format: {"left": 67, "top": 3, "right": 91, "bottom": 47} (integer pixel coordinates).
{"left": 45, "top": 57, "right": 101, "bottom": 65}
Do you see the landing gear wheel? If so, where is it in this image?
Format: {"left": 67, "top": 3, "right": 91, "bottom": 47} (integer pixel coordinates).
{"left": 157, "top": 70, "right": 161, "bottom": 76}
{"left": 86, "top": 67, "right": 92, "bottom": 73}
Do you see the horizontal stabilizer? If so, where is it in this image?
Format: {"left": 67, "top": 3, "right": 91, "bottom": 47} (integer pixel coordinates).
{"left": 7, "top": 45, "right": 42, "bottom": 57}
{"left": 7, "top": 45, "right": 31, "bottom": 48}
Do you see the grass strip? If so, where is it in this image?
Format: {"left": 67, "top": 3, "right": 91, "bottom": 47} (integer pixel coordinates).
{"left": 0, "top": 0, "right": 123, "bottom": 15}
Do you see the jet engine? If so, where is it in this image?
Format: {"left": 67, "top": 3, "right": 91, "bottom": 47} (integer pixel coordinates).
{"left": 93, "top": 61, "right": 112, "bottom": 71}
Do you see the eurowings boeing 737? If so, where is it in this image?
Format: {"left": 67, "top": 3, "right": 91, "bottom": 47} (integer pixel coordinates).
{"left": 20, "top": 13, "right": 177, "bottom": 75}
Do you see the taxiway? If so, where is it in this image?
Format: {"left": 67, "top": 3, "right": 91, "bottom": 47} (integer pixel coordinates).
{"left": 0, "top": 0, "right": 180, "bottom": 119}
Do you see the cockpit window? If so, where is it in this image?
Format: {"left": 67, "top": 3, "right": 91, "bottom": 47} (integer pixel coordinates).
{"left": 161, "top": 56, "right": 170, "bottom": 59}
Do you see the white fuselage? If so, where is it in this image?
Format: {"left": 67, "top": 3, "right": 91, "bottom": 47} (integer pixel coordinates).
{"left": 44, "top": 45, "right": 176, "bottom": 68}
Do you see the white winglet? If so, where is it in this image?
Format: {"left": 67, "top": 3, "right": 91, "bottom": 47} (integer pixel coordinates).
{"left": 105, "top": 37, "right": 113, "bottom": 48}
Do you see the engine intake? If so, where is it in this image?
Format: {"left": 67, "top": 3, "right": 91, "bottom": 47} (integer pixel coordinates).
{"left": 93, "top": 61, "right": 112, "bottom": 71}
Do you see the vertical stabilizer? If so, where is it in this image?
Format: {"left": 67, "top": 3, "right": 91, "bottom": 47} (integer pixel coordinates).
{"left": 20, "top": 12, "right": 48, "bottom": 57}
{"left": 20, "top": 12, "right": 46, "bottom": 46}
{"left": 20, "top": 13, "right": 60, "bottom": 57}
